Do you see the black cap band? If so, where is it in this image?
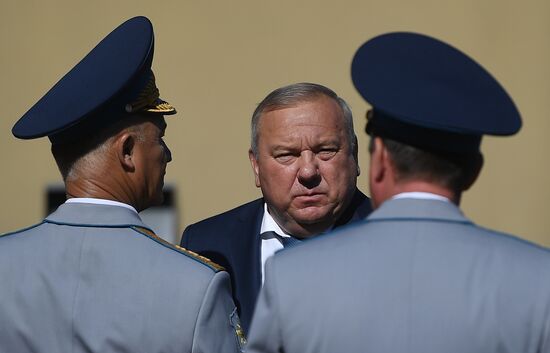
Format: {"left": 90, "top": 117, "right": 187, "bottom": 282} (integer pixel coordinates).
{"left": 367, "top": 109, "right": 482, "bottom": 160}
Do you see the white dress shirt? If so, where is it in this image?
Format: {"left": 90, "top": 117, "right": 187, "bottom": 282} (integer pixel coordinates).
{"left": 391, "top": 192, "right": 451, "bottom": 203}
{"left": 65, "top": 198, "right": 139, "bottom": 214}
{"left": 259, "top": 203, "right": 295, "bottom": 284}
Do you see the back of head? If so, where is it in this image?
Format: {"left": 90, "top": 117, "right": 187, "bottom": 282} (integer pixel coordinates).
{"left": 352, "top": 32, "right": 521, "bottom": 200}
{"left": 369, "top": 137, "right": 481, "bottom": 195}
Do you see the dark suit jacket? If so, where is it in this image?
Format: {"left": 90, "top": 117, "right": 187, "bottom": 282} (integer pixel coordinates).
{"left": 181, "top": 189, "right": 372, "bottom": 334}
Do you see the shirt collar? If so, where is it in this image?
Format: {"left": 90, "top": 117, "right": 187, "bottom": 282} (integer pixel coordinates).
{"left": 391, "top": 192, "right": 450, "bottom": 203}
{"left": 259, "top": 202, "right": 336, "bottom": 239}
{"left": 65, "top": 198, "right": 139, "bottom": 214}
{"left": 260, "top": 203, "right": 293, "bottom": 239}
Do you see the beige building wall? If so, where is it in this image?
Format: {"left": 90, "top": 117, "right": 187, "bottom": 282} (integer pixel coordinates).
{"left": 1, "top": 0, "right": 549, "bottom": 247}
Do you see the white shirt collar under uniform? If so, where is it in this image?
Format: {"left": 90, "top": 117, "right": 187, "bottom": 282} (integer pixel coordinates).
{"left": 391, "top": 192, "right": 450, "bottom": 203}
{"left": 65, "top": 198, "right": 139, "bottom": 214}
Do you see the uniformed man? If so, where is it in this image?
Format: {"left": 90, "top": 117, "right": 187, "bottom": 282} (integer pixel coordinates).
{"left": 0, "top": 17, "right": 244, "bottom": 353}
{"left": 246, "top": 32, "right": 550, "bottom": 353}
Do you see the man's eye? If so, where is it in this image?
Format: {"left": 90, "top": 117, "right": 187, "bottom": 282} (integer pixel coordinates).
{"left": 318, "top": 149, "right": 337, "bottom": 160}
{"left": 275, "top": 153, "right": 295, "bottom": 163}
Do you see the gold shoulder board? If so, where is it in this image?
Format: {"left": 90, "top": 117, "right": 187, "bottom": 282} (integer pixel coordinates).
{"left": 132, "top": 226, "right": 225, "bottom": 272}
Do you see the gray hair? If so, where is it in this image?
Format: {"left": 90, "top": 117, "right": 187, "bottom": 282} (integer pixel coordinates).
{"left": 52, "top": 116, "right": 146, "bottom": 182}
{"left": 250, "top": 82, "right": 357, "bottom": 158}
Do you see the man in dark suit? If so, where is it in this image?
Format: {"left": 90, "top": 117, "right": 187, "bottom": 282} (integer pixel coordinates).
{"left": 181, "top": 82, "right": 372, "bottom": 333}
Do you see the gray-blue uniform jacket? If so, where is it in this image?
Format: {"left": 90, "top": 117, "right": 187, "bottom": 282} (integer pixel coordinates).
{"left": 247, "top": 198, "right": 550, "bottom": 353}
{"left": 0, "top": 202, "right": 244, "bottom": 353}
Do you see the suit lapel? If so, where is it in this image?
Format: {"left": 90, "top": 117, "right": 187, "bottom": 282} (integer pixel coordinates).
{"left": 234, "top": 199, "right": 263, "bottom": 293}
{"left": 230, "top": 199, "right": 264, "bottom": 333}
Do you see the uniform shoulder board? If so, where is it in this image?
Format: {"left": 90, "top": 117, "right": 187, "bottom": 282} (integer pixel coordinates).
{"left": 132, "top": 226, "right": 225, "bottom": 272}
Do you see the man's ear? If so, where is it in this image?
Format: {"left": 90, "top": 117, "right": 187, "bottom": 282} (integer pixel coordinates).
{"left": 352, "top": 134, "right": 360, "bottom": 176}
{"left": 115, "top": 132, "right": 136, "bottom": 172}
{"left": 369, "top": 137, "right": 387, "bottom": 184}
{"left": 248, "top": 149, "right": 261, "bottom": 188}
{"left": 462, "top": 153, "right": 484, "bottom": 191}
{"left": 368, "top": 137, "right": 395, "bottom": 209}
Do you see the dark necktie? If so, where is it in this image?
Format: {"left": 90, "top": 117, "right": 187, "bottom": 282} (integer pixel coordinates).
{"left": 262, "top": 231, "right": 302, "bottom": 248}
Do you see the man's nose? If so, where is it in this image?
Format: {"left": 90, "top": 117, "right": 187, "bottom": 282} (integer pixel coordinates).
{"left": 297, "top": 152, "right": 321, "bottom": 188}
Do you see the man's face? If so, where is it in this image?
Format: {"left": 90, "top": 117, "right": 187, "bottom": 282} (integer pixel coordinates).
{"left": 133, "top": 117, "right": 172, "bottom": 209}
{"left": 249, "top": 96, "right": 358, "bottom": 237}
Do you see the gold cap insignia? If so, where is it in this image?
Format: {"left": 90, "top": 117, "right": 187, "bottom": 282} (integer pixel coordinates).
{"left": 125, "top": 71, "right": 176, "bottom": 115}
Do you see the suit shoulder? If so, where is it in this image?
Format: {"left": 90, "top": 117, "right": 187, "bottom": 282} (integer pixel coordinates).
{"left": 131, "top": 226, "right": 225, "bottom": 272}
{"left": 184, "top": 198, "right": 263, "bottom": 233}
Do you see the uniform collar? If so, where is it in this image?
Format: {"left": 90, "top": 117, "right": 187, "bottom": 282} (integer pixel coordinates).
{"left": 45, "top": 202, "right": 150, "bottom": 230}
{"left": 368, "top": 197, "right": 470, "bottom": 224}
{"left": 65, "top": 197, "right": 138, "bottom": 214}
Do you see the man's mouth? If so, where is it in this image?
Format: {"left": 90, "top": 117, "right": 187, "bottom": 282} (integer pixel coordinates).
{"left": 294, "top": 193, "right": 324, "bottom": 204}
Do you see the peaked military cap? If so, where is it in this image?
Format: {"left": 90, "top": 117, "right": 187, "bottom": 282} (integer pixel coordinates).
{"left": 12, "top": 16, "right": 176, "bottom": 144}
{"left": 351, "top": 32, "right": 521, "bottom": 156}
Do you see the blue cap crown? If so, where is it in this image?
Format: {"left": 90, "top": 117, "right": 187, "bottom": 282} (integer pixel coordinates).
{"left": 351, "top": 32, "right": 521, "bottom": 155}
{"left": 12, "top": 16, "right": 176, "bottom": 144}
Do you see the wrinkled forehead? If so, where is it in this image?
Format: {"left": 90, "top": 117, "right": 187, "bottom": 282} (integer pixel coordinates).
{"left": 259, "top": 96, "right": 345, "bottom": 128}
{"left": 257, "top": 101, "right": 349, "bottom": 146}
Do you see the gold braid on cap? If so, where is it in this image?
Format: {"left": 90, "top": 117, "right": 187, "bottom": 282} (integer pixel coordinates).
{"left": 125, "top": 72, "right": 176, "bottom": 114}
